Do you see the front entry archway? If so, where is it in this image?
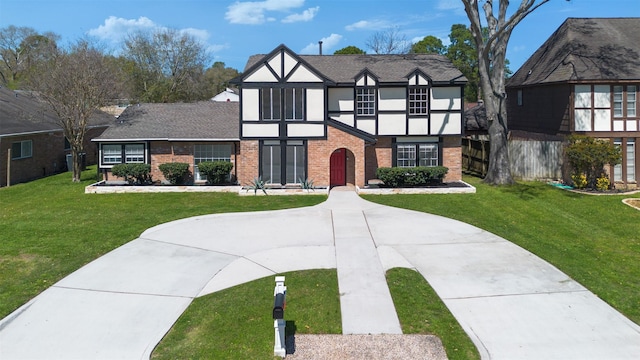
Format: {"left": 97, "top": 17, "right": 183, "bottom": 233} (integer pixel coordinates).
{"left": 330, "top": 148, "right": 355, "bottom": 188}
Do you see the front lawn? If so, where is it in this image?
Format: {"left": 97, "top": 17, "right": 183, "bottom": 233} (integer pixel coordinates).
{"left": 363, "top": 176, "right": 640, "bottom": 325}
{"left": 0, "top": 167, "right": 325, "bottom": 318}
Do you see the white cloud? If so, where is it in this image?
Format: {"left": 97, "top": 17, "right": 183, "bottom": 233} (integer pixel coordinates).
{"left": 225, "top": 0, "right": 305, "bottom": 25}
{"left": 300, "top": 33, "right": 342, "bottom": 54}
{"left": 282, "top": 6, "right": 319, "bottom": 23}
{"left": 345, "top": 19, "right": 389, "bottom": 31}
{"left": 88, "top": 16, "right": 226, "bottom": 55}
{"left": 88, "top": 16, "right": 156, "bottom": 41}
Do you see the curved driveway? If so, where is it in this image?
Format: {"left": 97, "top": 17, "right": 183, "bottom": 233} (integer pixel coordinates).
{"left": 1, "top": 189, "right": 639, "bottom": 359}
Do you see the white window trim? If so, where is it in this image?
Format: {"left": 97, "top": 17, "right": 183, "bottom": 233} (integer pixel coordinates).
{"left": 11, "top": 140, "right": 33, "bottom": 160}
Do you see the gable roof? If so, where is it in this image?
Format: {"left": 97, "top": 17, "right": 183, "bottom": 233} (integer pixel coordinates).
{"left": 94, "top": 101, "right": 239, "bottom": 141}
{"left": 0, "top": 86, "right": 113, "bottom": 137}
{"left": 508, "top": 18, "right": 640, "bottom": 87}
{"left": 240, "top": 45, "right": 467, "bottom": 85}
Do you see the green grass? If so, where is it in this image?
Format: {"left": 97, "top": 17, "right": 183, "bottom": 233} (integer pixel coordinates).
{"left": 364, "top": 175, "right": 640, "bottom": 325}
{"left": 0, "top": 167, "right": 325, "bottom": 318}
{"left": 387, "top": 268, "right": 480, "bottom": 360}
{"left": 151, "top": 270, "right": 341, "bottom": 360}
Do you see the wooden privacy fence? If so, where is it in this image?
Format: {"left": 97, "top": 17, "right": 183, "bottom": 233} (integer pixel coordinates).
{"left": 462, "top": 137, "right": 565, "bottom": 181}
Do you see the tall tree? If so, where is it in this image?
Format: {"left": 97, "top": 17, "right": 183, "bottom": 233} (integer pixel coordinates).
{"left": 28, "top": 40, "right": 120, "bottom": 182}
{"left": 365, "top": 27, "right": 409, "bottom": 54}
{"left": 447, "top": 24, "right": 480, "bottom": 103}
{"left": 462, "top": 0, "right": 550, "bottom": 185}
{"left": 124, "top": 28, "right": 210, "bottom": 102}
{"left": 334, "top": 46, "right": 366, "bottom": 55}
{"left": 0, "top": 26, "right": 58, "bottom": 88}
{"left": 203, "top": 61, "right": 240, "bottom": 97}
{"left": 410, "top": 35, "right": 446, "bottom": 55}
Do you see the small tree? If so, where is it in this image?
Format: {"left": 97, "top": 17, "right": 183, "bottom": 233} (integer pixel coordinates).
{"left": 565, "top": 135, "right": 621, "bottom": 190}
{"left": 28, "top": 39, "right": 119, "bottom": 182}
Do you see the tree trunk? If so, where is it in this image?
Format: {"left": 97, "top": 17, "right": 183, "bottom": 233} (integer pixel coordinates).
{"left": 71, "top": 148, "right": 81, "bottom": 182}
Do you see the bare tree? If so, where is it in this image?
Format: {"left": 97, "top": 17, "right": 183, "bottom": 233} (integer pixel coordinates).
{"left": 0, "top": 26, "right": 59, "bottom": 87}
{"left": 462, "top": 0, "right": 550, "bottom": 185}
{"left": 28, "top": 40, "right": 119, "bottom": 182}
{"left": 365, "top": 27, "right": 410, "bottom": 54}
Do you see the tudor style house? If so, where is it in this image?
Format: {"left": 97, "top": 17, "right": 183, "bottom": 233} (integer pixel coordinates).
{"left": 232, "top": 44, "right": 467, "bottom": 188}
{"left": 506, "top": 18, "right": 640, "bottom": 188}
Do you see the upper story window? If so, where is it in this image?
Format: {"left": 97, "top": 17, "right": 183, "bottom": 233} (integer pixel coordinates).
{"left": 356, "top": 87, "right": 376, "bottom": 116}
{"left": 285, "top": 88, "right": 304, "bottom": 120}
{"left": 613, "top": 85, "right": 637, "bottom": 118}
{"left": 262, "top": 88, "right": 281, "bottom": 120}
{"left": 261, "top": 88, "right": 305, "bottom": 121}
{"left": 409, "top": 87, "right": 429, "bottom": 115}
{"left": 11, "top": 140, "right": 32, "bottom": 160}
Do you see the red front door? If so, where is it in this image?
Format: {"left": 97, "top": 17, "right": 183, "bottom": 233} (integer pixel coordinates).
{"left": 330, "top": 149, "right": 346, "bottom": 187}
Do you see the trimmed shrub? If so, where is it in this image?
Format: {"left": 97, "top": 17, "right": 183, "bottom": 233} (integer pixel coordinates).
{"left": 158, "top": 162, "right": 191, "bottom": 185}
{"left": 197, "top": 161, "right": 234, "bottom": 185}
{"left": 111, "top": 163, "right": 152, "bottom": 185}
{"left": 376, "top": 166, "right": 448, "bottom": 187}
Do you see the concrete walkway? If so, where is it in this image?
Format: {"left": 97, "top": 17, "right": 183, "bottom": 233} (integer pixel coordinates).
{"left": 1, "top": 188, "right": 640, "bottom": 359}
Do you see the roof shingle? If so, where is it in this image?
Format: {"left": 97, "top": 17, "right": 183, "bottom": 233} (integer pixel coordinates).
{"left": 508, "top": 18, "right": 640, "bottom": 87}
{"left": 95, "top": 101, "right": 239, "bottom": 141}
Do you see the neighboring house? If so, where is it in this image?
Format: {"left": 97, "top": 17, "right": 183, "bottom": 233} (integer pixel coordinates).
{"left": 211, "top": 88, "right": 240, "bottom": 102}
{"left": 231, "top": 44, "right": 467, "bottom": 188}
{"left": 93, "top": 102, "right": 239, "bottom": 183}
{"left": 507, "top": 18, "right": 640, "bottom": 188}
{"left": 0, "top": 86, "right": 110, "bottom": 187}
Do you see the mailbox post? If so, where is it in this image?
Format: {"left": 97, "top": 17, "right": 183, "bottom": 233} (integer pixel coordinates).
{"left": 273, "top": 276, "right": 287, "bottom": 357}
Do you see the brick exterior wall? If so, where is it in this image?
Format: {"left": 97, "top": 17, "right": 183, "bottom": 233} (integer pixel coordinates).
{"left": 102, "top": 141, "right": 238, "bottom": 184}
{"left": 237, "top": 140, "right": 259, "bottom": 186}
{"left": 365, "top": 137, "right": 392, "bottom": 182}
{"left": 308, "top": 126, "right": 366, "bottom": 187}
{"left": 1, "top": 126, "right": 106, "bottom": 187}
{"left": 442, "top": 135, "right": 462, "bottom": 182}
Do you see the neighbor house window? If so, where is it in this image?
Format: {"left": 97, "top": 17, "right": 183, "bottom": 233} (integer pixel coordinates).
{"left": 614, "top": 139, "right": 623, "bottom": 181}
{"left": 284, "top": 88, "right": 304, "bottom": 120}
{"left": 262, "top": 88, "right": 281, "bottom": 120}
{"left": 11, "top": 140, "right": 32, "bottom": 160}
{"left": 517, "top": 89, "right": 523, "bottom": 106}
{"left": 194, "top": 144, "right": 232, "bottom": 181}
{"left": 356, "top": 87, "right": 376, "bottom": 116}
{"left": 396, "top": 142, "right": 439, "bottom": 168}
{"left": 613, "top": 85, "right": 637, "bottom": 118}
{"left": 101, "top": 143, "right": 146, "bottom": 165}
{"left": 626, "top": 139, "right": 636, "bottom": 182}
{"left": 261, "top": 140, "right": 306, "bottom": 185}
{"left": 627, "top": 86, "right": 637, "bottom": 117}
{"left": 614, "top": 86, "right": 623, "bottom": 118}
{"left": 409, "top": 87, "right": 429, "bottom": 114}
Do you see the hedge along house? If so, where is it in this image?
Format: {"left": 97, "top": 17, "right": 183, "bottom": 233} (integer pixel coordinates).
{"left": 232, "top": 44, "right": 467, "bottom": 188}
{"left": 93, "top": 101, "right": 239, "bottom": 183}
{"left": 506, "top": 18, "right": 640, "bottom": 188}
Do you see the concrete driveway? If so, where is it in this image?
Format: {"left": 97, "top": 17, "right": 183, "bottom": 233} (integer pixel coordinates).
{"left": 1, "top": 189, "right": 639, "bottom": 359}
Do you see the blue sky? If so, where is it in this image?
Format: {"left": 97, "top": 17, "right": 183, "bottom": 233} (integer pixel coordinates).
{"left": 1, "top": 0, "right": 639, "bottom": 72}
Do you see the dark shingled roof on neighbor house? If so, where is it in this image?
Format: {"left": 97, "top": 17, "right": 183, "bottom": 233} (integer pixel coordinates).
{"left": 242, "top": 46, "right": 467, "bottom": 85}
{"left": 508, "top": 18, "right": 640, "bottom": 87}
{"left": 94, "top": 101, "right": 239, "bottom": 141}
{"left": 0, "top": 86, "right": 112, "bottom": 136}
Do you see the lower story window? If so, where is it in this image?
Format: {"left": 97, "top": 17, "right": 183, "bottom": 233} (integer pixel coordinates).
{"left": 11, "top": 140, "right": 33, "bottom": 160}
{"left": 101, "top": 143, "right": 146, "bottom": 165}
{"left": 396, "top": 141, "right": 439, "bottom": 168}
{"left": 614, "top": 139, "right": 636, "bottom": 183}
{"left": 194, "top": 144, "right": 232, "bottom": 181}
{"left": 261, "top": 140, "right": 306, "bottom": 185}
